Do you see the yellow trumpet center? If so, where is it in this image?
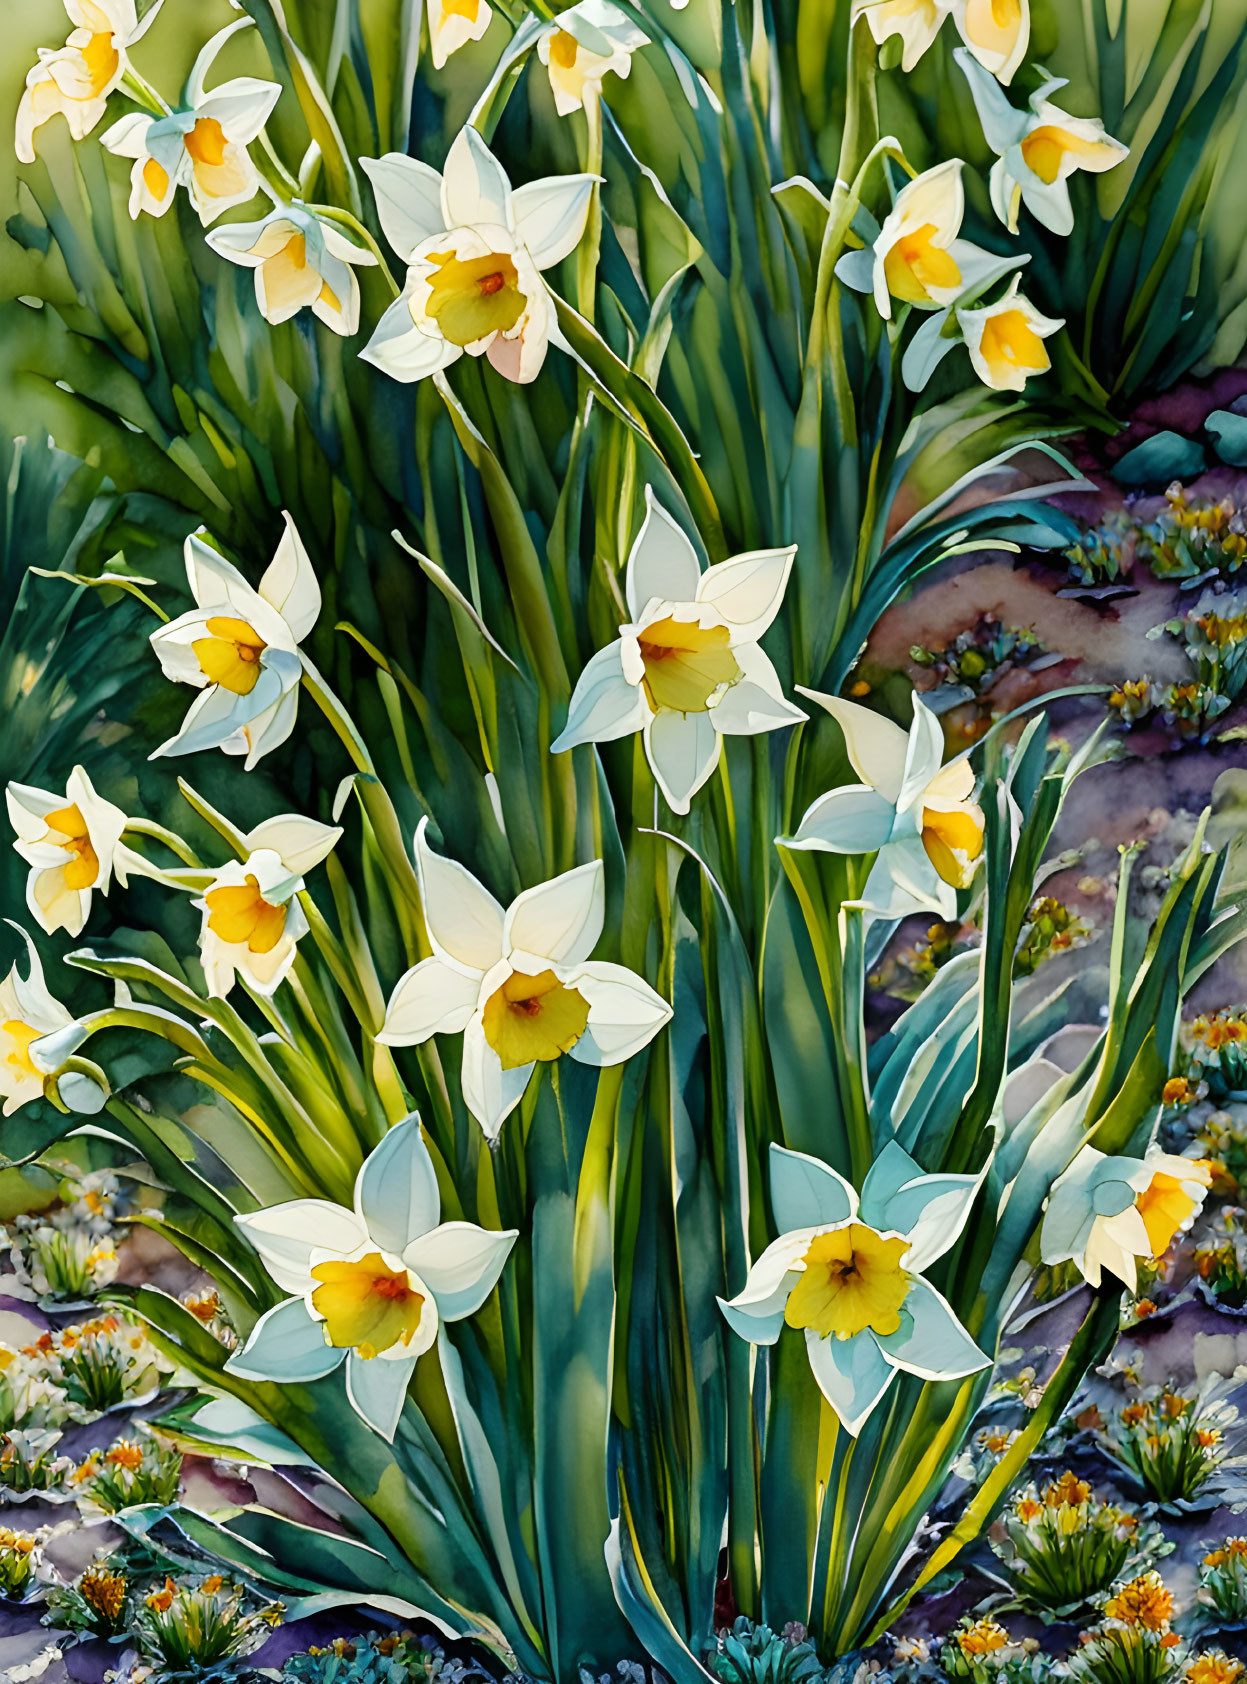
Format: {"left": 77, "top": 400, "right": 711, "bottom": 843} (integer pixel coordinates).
{"left": 142, "top": 156, "right": 169, "bottom": 198}
{"left": 784, "top": 1224, "right": 911, "bottom": 1341}
{"left": 1, "top": 1021, "right": 42, "bottom": 1080}
{"left": 82, "top": 31, "right": 120, "bottom": 95}
{"left": 1135, "top": 1164, "right": 1211, "bottom": 1257}
{"left": 310, "top": 1252, "right": 425, "bottom": 1358}
{"left": 960, "top": 0, "right": 1022, "bottom": 48}
{"left": 185, "top": 116, "right": 228, "bottom": 168}
{"left": 193, "top": 615, "right": 267, "bottom": 694}
{"left": 204, "top": 875, "right": 288, "bottom": 954}
{"left": 883, "top": 223, "right": 962, "bottom": 304}
{"left": 481, "top": 968, "right": 590, "bottom": 1070}
{"left": 424, "top": 248, "right": 526, "bottom": 347}
{"left": 978, "top": 309, "right": 1050, "bottom": 381}
{"left": 550, "top": 29, "right": 581, "bottom": 68}
{"left": 443, "top": 0, "right": 482, "bottom": 17}
{"left": 636, "top": 616, "right": 741, "bottom": 714}
{"left": 43, "top": 802, "right": 100, "bottom": 890}
{"left": 920, "top": 804, "right": 984, "bottom": 888}
{"left": 1019, "top": 125, "right": 1114, "bottom": 185}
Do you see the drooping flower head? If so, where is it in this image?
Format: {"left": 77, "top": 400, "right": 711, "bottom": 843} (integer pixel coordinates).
{"left": 378, "top": 820, "right": 672, "bottom": 1139}
{"left": 0, "top": 928, "right": 97, "bottom": 1116}
{"left": 7, "top": 767, "right": 128, "bottom": 938}
{"left": 719, "top": 1141, "right": 990, "bottom": 1434}
{"left": 149, "top": 514, "right": 320, "bottom": 768}
{"left": 537, "top": 0, "right": 650, "bottom": 115}
{"left": 782, "top": 689, "right": 984, "bottom": 920}
{"left": 427, "top": 0, "right": 494, "bottom": 68}
{"left": 227, "top": 1116, "right": 518, "bottom": 1438}
{"left": 551, "top": 489, "right": 804, "bottom": 813}
{"left": 206, "top": 205, "right": 376, "bottom": 335}
{"left": 360, "top": 126, "right": 598, "bottom": 384}
{"left": 15, "top": 0, "right": 157, "bottom": 165}
{"left": 854, "top": 0, "right": 1028, "bottom": 82}
{"left": 1041, "top": 1146, "right": 1213, "bottom": 1291}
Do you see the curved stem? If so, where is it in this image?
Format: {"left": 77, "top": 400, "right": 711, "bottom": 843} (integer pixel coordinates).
{"left": 304, "top": 202, "right": 402, "bottom": 297}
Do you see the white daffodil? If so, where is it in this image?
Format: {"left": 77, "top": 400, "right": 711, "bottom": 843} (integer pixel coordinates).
{"left": 720, "top": 1141, "right": 989, "bottom": 1435}
{"left": 0, "top": 930, "right": 86, "bottom": 1116}
{"left": 902, "top": 274, "right": 1062, "bottom": 394}
{"left": 537, "top": 0, "right": 650, "bottom": 116}
{"left": 360, "top": 126, "right": 597, "bottom": 385}
{"left": 1041, "top": 1146, "right": 1213, "bottom": 1292}
{"left": 206, "top": 205, "right": 376, "bottom": 335}
{"left": 782, "top": 689, "right": 984, "bottom": 921}
{"left": 14, "top": 0, "right": 159, "bottom": 166}
{"left": 854, "top": 0, "right": 951, "bottom": 74}
{"left": 551, "top": 490, "right": 804, "bottom": 814}
{"left": 192, "top": 815, "right": 339, "bottom": 999}
{"left": 952, "top": 0, "right": 1029, "bottom": 85}
{"left": 377, "top": 820, "right": 672, "bottom": 1140}
{"left": 100, "top": 23, "right": 279, "bottom": 225}
{"left": 835, "top": 161, "right": 1013, "bottom": 324}
{"left": 956, "top": 48, "right": 1129, "bottom": 237}
{"left": 149, "top": 514, "right": 320, "bottom": 769}
{"left": 6, "top": 767, "right": 127, "bottom": 939}
{"left": 427, "top": 0, "right": 493, "bottom": 69}
{"left": 226, "top": 1116, "right": 518, "bottom": 1439}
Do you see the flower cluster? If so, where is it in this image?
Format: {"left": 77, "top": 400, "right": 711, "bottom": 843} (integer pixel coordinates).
{"left": 22, "top": 1313, "right": 168, "bottom": 1418}
{"left": 994, "top": 1474, "right": 1148, "bottom": 1613}
{"left": 1194, "top": 1209, "right": 1247, "bottom": 1309}
{"left": 1137, "top": 486, "right": 1247, "bottom": 584}
{"left": 1100, "top": 1389, "right": 1228, "bottom": 1506}
{"left": 1198, "top": 1537, "right": 1247, "bottom": 1623}
{"left": 0, "top": 1524, "right": 41, "bottom": 1600}
{"left": 72, "top": 1431, "right": 182, "bottom": 1514}
{"left": 941, "top": 1619, "right": 1045, "bottom": 1684}
{"left": 1068, "top": 1573, "right": 1183, "bottom": 1684}
{"left": 135, "top": 1572, "right": 282, "bottom": 1675}
{"left": 909, "top": 614, "right": 1057, "bottom": 718}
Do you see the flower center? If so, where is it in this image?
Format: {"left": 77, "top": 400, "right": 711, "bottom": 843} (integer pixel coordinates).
{"left": 636, "top": 616, "right": 741, "bottom": 713}
{"left": 978, "top": 310, "right": 1047, "bottom": 379}
{"left": 784, "top": 1224, "right": 911, "bottom": 1341}
{"left": 920, "top": 804, "right": 984, "bottom": 888}
{"left": 205, "top": 875, "right": 289, "bottom": 954}
{"left": 184, "top": 116, "right": 228, "bottom": 168}
{"left": 82, "top": 31, "right": 120, "bottom": 96}
{"left": 1019, "top": 125, "right": 1115, "bottom": 184}
{"left": 481, "top": 968, "right": 591, "bottom": 1069}
{"left": 192, "top": 615, "right": 268, "bottom": 694}
{"left": 424, "top": 248, "right": 526, "bottom": 347}
{"left": 142, "top": 156, "right": 169, "bottom": 198}
{"left": 550, "top": 29, "right": 580, "bottom": 68}
{"left": 960, "top": 0, "right": 1021, "bottom": 47}
{"left": 443, "top": 0, "right": 481, "bottom": 17}
{"left": 43, "top": 802, "right": 100, "bottom": 889}
{"left": 310, "top": 1252, "right": 425, "bottom": 1358}
{"left": 1, "top": 1021, "right": 41, "bottom": 1080}
{"left": 883, "top": 223, "right": 962, "bottom": 303}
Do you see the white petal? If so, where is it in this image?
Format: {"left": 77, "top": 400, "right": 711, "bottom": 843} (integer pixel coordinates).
{"left": 511, "top": 174, "right": 599, "bottom": 269}
{"left": 99, "top": 109, "right": 152, "bottom": 159}
{"left": 786, "top": 785, "right": 898, "bottom": 853}
{"left": 413, "top": 816, "right": 505, "bottom": 971}
{"left": 403, "top": 1221, "right": 518, "bottom": 1320}
{"left": 710, "top": 648, "right": 807, "bottom": 737}
{"left": 796, "top": 690, "right": 909, "bottom": 804}
{"left": 565, "top": 960, "right": 672, "bottom": 1064}
{"left": 258, "top": 512, "right": 320, "bottom": 643}
{"left": 378, "top": 956, "right": 482, "bottom": 1043}
{"left": 856, "top": 836, "right": 955, "bottom": 922}
{"left": 805, "top": 1329, "right": 898, "bottom": 1436}
{"left": 874, "top": 1277, "right": 989, "bottom": 1380}
{"left": 242, "top": 814, "right": 342, "bottom": 876}
{"left": 460, "top": 1013, "right": 532, "bottom": 1141}
{"left": 355, "top": 1114, "right": 442, "bottom": 1255}
{"left": 953, "top": 48, "right": 1026, "bottom": 155}
{"left": 717, "top": 1231, "right": 813, "bottom": 1345}
{"left": 360, "top": 289, "right": 460, "bottom": 382}
{"left": 625, "top": 489, "right": 702, "bottom": 620}
{"left": 225, "top": 1297, "right": 343, "bottom": 1382}
{"left": 242, "top": 683, "right": 301, "bottom": 769}
{"left": 194, "top": 77, "right": 281, "bottom": 145}
{"left": 235, "top": 1200, "right": 368, "bottom": 1293}
{"left": 896, "top": 694, "right": 946, "bottom": 815}
{"left": 504, "top": 860, "right": 603, "bottom": 966}
{"left": 345, "top": 1350, "right": 419, "bottom": 1441}
{"left": 695, "top": 546, "right": 795, "bottom": 642}
{"left": 643, "top": 710, "right": 721, "bottom": 815}
{"left": 769, "top": 1145, "right": 856, "bottom": 1233}
{"left": 440, "top": 126, "right": 512, "bottom": 228}
{"left": 360, "top": 153, "right": 446, "bottom": 262}
{"left": 551, "top": 640, "right": 651, "bottom": 752}
{"left": 859, "top": 1141, "right": 980, "bottom": 1273}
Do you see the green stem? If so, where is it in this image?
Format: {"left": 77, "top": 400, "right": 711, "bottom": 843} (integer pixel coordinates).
{"left": 304, "top": 202, "right": 401, "bottom": 297}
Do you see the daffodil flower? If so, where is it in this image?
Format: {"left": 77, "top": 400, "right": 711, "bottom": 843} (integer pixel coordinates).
{"left": 719, "top": 1141, "right": 989, "bottom": 1435}
{"left": 427, "top": 0, "right": 493, "bottom": 69}
{"left": 192, "top": 816, "right": 339, "bottom": 998}
{"left": 835, "top": 161, "right": 1015, "bottom": 323}
{"left": 781, "top": 690, "right": 984, "bottom": 920}
{"left": 0, "top": 928, "right": 95, "bottom": 1116}
{"left": 14, "top": 0, "right": 159, "bottom": 166}
{"left": 550, "top": 490, "right": 804, "bottom": 814}
{"left": 377, "top": 820, "right": 672, "bottom": 1140}
{"left": 854, "top": 0, "right": 1028, "bottom": 81}
{"left": 955, "top": 48, "right": 1129, "bottom": 236}
{"left": 6, "top": 767, "right": 127, "bottom": 938}
{"left": 537, "top": 0, "right": 650, "bottom": 116}
{"left": 226, "top": 1116, "right": 518, "bottom": 1439}
{"left": 206, "top": 205, "right": 376, "bottom": 335}
{"left": 902, "top": 274, "right": 1062, "bottom": 393}
{"left": 1041, "top": 1146, "right": 1213, "bottom": 1291}
{"left": 360, "top": 127, "right": 598, "bottom": 385}
{"left": 854, "top": 0, "right": 951, "bottom": 74}
{"left": 149, "top": 514, "right": 320, "bottom": 769}
{"left": 100, "top": 22, "right": 279, "bottom": 225}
